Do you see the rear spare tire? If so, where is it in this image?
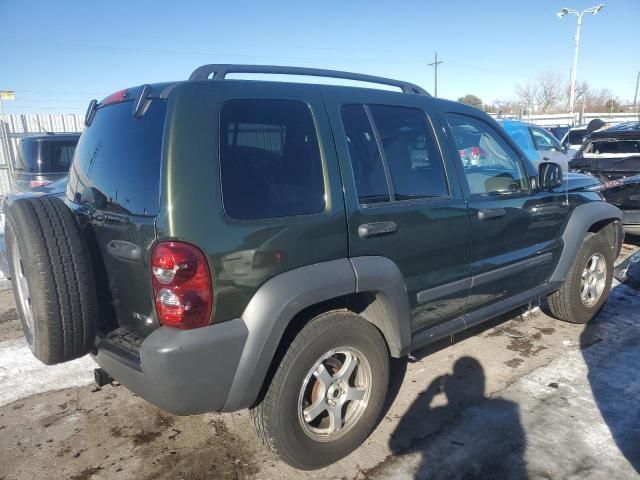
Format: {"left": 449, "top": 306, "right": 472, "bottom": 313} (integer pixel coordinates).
{"left": 6, "top": 197, "right": 97, "bottom": 364}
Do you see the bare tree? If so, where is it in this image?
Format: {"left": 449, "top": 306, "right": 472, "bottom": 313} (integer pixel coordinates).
{"left": 515, "top": 82, "right": 537, "bottom": 112}
{"left": 534, "top": 71, "right": 564, "bottom": 113}
{"left": 586, "top": 88, "right": 617, "bottom": 112}
{"left": 572, "top": 80, "right": 590, "bottom": 106}
{"left": 516, "top": 71, "right": 564, "bottom": 113}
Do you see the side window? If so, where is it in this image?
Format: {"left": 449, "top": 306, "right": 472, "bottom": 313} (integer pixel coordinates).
{"left": 446, "top": 113, "right": 528, "bottom": 196}
{"left": 369, "top": 105, "right": 449, "bottom": 200}
{"left": 340, "top": 105, "right": 390, "bottom": 204}
{"left": 340, "top": 104, "right": 449, "bottom": 204}
{"left": 531, "top": 128, "right": 560, "bottom": 151}
{"left": 220, "top": 99, "right": 325, "bottom": 220}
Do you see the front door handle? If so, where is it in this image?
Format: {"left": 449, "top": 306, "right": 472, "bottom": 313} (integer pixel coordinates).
{"left": 477, "top": 208, "right": 506, "bottom": 221}
{"left": 358, "top": 221, "right": 398, "bottom": 238}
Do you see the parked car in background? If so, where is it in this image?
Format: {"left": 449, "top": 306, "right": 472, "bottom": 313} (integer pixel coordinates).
{"left": 570, "top": 121, "right": 640, "bottom": 236}
{"left": 499, "top": 119, "right": 571, "bottom": 171}
{"left": 546, "top": 125, "right": 570, "bottom": 142}
{"left": 11, "top": 133, "right": 79, "bottom": 191}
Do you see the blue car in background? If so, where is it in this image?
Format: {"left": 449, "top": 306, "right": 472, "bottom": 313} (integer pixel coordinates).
{"left": 499, "top": 120, "right": 571, "bottom": 172}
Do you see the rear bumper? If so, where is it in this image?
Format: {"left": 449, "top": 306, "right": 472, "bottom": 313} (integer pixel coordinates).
{"left": 93, "top": 318, "right": 248, "bottom": 415}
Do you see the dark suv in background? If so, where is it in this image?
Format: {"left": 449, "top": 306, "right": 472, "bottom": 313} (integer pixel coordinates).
{"left": 5, "top": 65, "right": 622, "bottom": 470}
{"left": 570, "top": 122, "right": 640, "bottom": 236}
{"left": 11, "top": 133, "right": 79, "bottom": 191}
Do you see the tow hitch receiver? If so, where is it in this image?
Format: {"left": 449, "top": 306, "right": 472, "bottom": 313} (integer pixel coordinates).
{"left": 94, "top": 368, "right": 114, "bottom": 387}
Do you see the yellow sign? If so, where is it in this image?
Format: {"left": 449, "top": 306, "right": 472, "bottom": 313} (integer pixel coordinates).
{"left": 0, "top": 91, "right": 15, "bottom": 101}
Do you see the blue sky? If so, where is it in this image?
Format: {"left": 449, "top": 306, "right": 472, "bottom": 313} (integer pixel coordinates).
{"left": 1, "top": 0, "right": 637, "bottom": 114}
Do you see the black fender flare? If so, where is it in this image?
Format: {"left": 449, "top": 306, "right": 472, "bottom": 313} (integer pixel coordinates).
{"left": 550, "top": 201, "right": 622, "bottom": 283}
{"left": 222, "top": 256, "right": 411, "bottom": 411}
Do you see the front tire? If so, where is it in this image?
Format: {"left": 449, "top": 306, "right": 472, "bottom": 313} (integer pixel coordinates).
{"left": 548, "top": 232, "right": 614, "bottom": 324}
{"left": 250, "top": 310, "right": 389, "bottom": 470}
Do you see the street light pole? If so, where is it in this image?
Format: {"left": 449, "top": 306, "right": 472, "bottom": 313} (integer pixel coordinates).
{"left": 557, "top": 4, "right": 604, "bottom": 124}
{"left": 568, "top": 12, "right": 582, "bottom": 121}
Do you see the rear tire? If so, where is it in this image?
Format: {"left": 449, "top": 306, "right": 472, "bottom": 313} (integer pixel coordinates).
{"left": 6, "top": 197, "right": 98, "bottom": 364}
{"left": 548, "top": 232, "right": 613, "bottom": 324}
{"left": 250, "top": 310, "right": 389, "bottom": 470}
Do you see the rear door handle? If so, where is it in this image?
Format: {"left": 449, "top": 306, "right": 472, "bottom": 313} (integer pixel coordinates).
{"left": 358, "top": 221, "right": 398, "bottom": 238}
{"left": 477, "top": 208, "right": 506, "bottom": 221}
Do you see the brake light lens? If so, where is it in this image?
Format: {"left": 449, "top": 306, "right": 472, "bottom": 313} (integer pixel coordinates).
{"left": 30, "top": 180, "right": 50, "bottom": 188}
{"left": 151, "top": 242, "right": 213, "bottom": 329}
{"left": 100, "top": 89, "right": 128, "bottom": 106}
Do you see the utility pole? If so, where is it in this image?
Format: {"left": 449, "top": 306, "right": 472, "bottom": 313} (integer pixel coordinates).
{"left": 428, "top": 52, "right": 443, "bottom": 97}
{"left": 633, "top": 70, "right": 639, "bottom": 119}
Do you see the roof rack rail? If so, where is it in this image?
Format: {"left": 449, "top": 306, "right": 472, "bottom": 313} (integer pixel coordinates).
{"left": 188, "top": 64, "right": 429, "bottom": 96}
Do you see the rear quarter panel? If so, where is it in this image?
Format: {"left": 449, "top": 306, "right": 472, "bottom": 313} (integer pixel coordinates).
{"left": 157, "top": 81, "right": 349, "bottom": 322}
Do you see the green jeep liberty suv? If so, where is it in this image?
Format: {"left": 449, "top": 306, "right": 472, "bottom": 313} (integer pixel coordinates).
{"left": 6, "top": 65, "right": 623, "bottom": 470}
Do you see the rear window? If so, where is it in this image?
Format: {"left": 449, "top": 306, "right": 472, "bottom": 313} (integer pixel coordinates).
{"left": 67, "top": 100, "right": 167, "bottom": 216}
{"left": 16, "top": 138, "right": 77, "bottom": 174}
{"left": 219, "top": 99, "right": 325, "bottom": 220}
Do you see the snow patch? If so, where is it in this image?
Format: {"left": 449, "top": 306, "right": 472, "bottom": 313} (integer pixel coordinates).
{"left": 0, "top": 337, "right": 95, "bottom": 407}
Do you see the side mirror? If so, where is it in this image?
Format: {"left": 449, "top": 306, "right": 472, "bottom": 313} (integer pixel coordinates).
{"left": 539, "top": 162, "right": 563, "bottom": 190}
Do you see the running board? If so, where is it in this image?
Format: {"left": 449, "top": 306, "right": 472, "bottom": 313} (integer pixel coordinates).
{"left": 410, "top": 282, "right": 561, "bottom": 352}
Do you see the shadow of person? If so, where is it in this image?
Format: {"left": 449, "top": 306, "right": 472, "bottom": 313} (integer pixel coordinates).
{"left": 389, "top": 357, "right": 527, "bottom": 479}
{"left": 580, "top": 284, "right": 640, "bottom": 473}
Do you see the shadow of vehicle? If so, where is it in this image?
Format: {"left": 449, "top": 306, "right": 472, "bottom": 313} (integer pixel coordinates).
{"left": 580, "top": 283, "right": 640, "bottom": 473}
{"left": 389, "top": 356, "right": 527, "bottom": 479}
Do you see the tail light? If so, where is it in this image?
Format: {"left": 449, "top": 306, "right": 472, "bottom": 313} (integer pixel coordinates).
{"left": 30, "top": 180, "right": 50, "bottom": 188}
{"left": 151, "top": 241, "right": 213, "bottom": 329}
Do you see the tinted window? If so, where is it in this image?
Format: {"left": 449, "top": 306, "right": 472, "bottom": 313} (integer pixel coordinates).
{"left": 16, "top": 139, "right": 76, "bottom": 174}
{"left": 341, "top": 104, "right": 448, "bottom": 204}
{"left": 220, "top": 99, "right": 324, "bottom": 220}
{"left": 67, "top": 100, "right": 166, "bottom": 216}
{"left": 447, "top": 113, "right": 528, "bottom": 195}
{"left": 341, "top": 105, "right": 390, "bottom": 204}
{"left": 370, "top": 105, "right": 448, "bottom": 200}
